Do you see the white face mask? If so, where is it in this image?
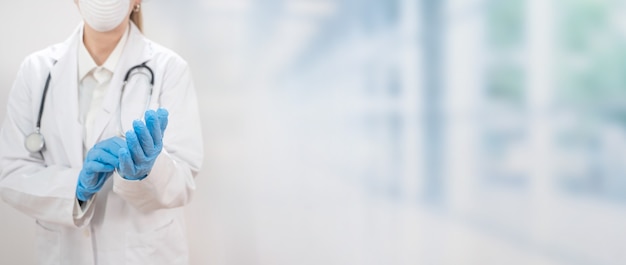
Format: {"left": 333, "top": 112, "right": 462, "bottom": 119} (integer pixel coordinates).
{"left": 79, "top": 0, "right": 131, "bottom": 32}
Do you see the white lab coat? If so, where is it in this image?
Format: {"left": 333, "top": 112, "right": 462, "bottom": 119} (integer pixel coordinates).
{"left": 0, "top": 22, "right": 203, "bottom": 265}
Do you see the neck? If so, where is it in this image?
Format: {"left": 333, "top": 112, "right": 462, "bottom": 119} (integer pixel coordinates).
{"left": 83, "top": 21, "right": 129, "bottom": 66}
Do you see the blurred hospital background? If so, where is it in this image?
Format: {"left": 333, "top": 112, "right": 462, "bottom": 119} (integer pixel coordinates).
{"left": 2, "top": 0, "right": 626, "bottom": 264}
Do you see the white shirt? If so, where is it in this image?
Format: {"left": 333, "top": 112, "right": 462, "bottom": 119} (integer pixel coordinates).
{"left": 73, "top": 25, "right": 129, "bottom": 218}
{"left": 77, "top": 25, "right": 129, "bottom": 156}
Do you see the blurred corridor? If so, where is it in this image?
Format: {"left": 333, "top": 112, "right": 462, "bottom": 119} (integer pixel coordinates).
{"left": 2, "top": 0, "right": 626, "bottom": 264}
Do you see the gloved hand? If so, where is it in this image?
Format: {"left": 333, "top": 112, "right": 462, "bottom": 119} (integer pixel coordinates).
{"left": 118, "top": 108, "right": 169, "bottom": 180}
{"left": 76, "top": 137, "right": 126, "bottom": 202}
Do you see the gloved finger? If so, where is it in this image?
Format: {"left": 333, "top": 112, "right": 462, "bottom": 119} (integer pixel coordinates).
{"left": 95, "top": 137, "right": 126, "bottom": 156}
{"left": 126, "top": 130, "right": 147, "bottom": 164}
{"left": 133, "top": 120, "right": 156, "bottom": 156}
{"left": 79, "top": 170, "right": 99, "bottom": 188}
{"left": 76, "top": 189, "right": 92, "bottom": 202}
{"left": 86, "top": 148, "right": 118, "bottom": 168}
{"left": 83, "top": 160, "right": 115, "bottom": 174}
{"left": 145, "top": 110, "right": 163, "bottom": 149}
{"left": 93, "top": 172, "right": 111, "bottom": 189}
{"left": 157, "top": 108, "right": 169, "bottom": 134}
{"left": 80, "top": 172, "right": 110, "bottom": 191}
{"left": 119, "top": 147, "right": 137, "bottom": 178}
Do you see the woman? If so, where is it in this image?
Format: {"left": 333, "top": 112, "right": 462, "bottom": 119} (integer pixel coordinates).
{"left": 0, "top": 0, "right": 203, "bottom": 264}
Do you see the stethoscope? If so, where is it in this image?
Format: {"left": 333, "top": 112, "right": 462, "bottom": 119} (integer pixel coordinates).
{"left": 25, "top": 62, "right": 154, "bottom": 153}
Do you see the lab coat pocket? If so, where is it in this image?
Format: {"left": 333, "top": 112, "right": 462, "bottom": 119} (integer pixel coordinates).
{"left": 125, "top": 219, "right": 187, "bottom": 265}
{"left": 35, "top": 220, "right": 61, "bottom": 265}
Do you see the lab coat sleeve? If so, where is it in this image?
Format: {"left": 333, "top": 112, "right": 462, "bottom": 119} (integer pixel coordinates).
{"left": 113, "top": 59, "right": 203, "bottom": 212}
{"left": 0, "top": 58, "right": 95, "bottom": 228}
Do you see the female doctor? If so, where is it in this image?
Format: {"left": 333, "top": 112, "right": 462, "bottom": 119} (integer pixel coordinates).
{"left": 0, "top": 0, "right": 203, "bottom": 264}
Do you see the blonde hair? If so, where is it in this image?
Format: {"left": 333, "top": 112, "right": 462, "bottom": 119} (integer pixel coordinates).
{"left": 130, "top": 6, "right": 143, "bottom": 32}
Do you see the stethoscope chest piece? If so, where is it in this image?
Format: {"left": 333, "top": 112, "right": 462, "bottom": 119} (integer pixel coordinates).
{"left": 25, "top": 129, "right": 45, "bottom": 153}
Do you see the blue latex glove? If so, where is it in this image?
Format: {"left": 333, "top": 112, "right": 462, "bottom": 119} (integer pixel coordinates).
{"left": 76, "top": 137, "right": 126, "bottom": 201}
{"left": 118, "top": 108, "right": 169, "bottom": 180}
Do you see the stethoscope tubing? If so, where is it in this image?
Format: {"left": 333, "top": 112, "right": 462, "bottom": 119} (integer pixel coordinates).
{"left": 27, "top": 62, "right": 154, "bottom": 153}
{"left": 36, "top": 73, "right": 52, "bottom": 130}
{"left": 124, "top": 62, "right": 154, "bottom": 85}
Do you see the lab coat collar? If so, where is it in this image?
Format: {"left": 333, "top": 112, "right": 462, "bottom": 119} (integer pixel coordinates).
{"left": 49, "top": 23, "right": 83, "bottom": 62}
{"left": 48, "top": 24, "right": 84, "bottom": 166}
